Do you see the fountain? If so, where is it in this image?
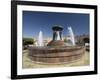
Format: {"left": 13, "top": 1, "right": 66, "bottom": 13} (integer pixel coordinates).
{"left": 28, "top": 25, "right": 85, "bottom": 64}
{"left": 68, "top": 27, "right": 75, "bottom": 46}
{"left": 37, "top": 30, "right": 44, "bottom": 46}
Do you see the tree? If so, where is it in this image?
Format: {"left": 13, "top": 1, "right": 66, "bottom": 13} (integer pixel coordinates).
{"left": 23, "top": 38, "right": 34, "bottom": 46}
{"left": 64, "top": 38, "right": 67, "bottom": 42}
{"left": 83, "top": 38, "right": 89, "bottom": 43}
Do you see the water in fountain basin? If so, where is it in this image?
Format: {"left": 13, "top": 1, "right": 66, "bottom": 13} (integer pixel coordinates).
{"left": 68, "top": 27, "right": 75, "bottom": 46}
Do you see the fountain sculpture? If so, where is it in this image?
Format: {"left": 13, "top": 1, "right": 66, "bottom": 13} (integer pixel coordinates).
{"left": 28, "top": 25, "right": 85, "bottom": 64}
{"left": 47, "top": 25, "right": 65, "bottom": 47}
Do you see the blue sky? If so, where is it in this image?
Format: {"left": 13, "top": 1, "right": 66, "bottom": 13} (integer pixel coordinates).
{"left": 23, "top": 11, "right": 89, "bottom": 39}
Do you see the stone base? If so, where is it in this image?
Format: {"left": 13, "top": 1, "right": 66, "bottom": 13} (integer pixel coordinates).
{"left": 28, "top": 46, "right": 85, "bottom": 64}
{"left": 47, "top": 40, "right": 65, "bottom": 47}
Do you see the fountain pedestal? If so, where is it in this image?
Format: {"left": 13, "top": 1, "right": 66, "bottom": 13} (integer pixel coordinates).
{"left": 47, "top": 25, "right": 65, "bottom": 47}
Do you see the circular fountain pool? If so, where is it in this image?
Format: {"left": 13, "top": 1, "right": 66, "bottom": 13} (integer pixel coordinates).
{"left": 28, "top": 46, "right": 85, "bottom": 64}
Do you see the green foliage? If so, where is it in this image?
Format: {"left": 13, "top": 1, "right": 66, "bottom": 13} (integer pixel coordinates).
{"left": 64, "top": 38, "right": 67, "bottom": 42}
{"left": 23, "top": 38, "right": 34, "bottom": 45}
{"left": 83, "top": 38, "right": 89, "bottom": 43}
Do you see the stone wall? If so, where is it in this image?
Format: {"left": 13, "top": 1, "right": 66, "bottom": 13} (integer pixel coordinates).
{"left": 28, "top": 46, "right": 85, "bottom": 64}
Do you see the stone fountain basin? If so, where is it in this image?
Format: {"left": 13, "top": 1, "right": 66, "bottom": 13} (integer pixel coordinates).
{"left": 28, "top": 46, "right": 85, "bottom": 64}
